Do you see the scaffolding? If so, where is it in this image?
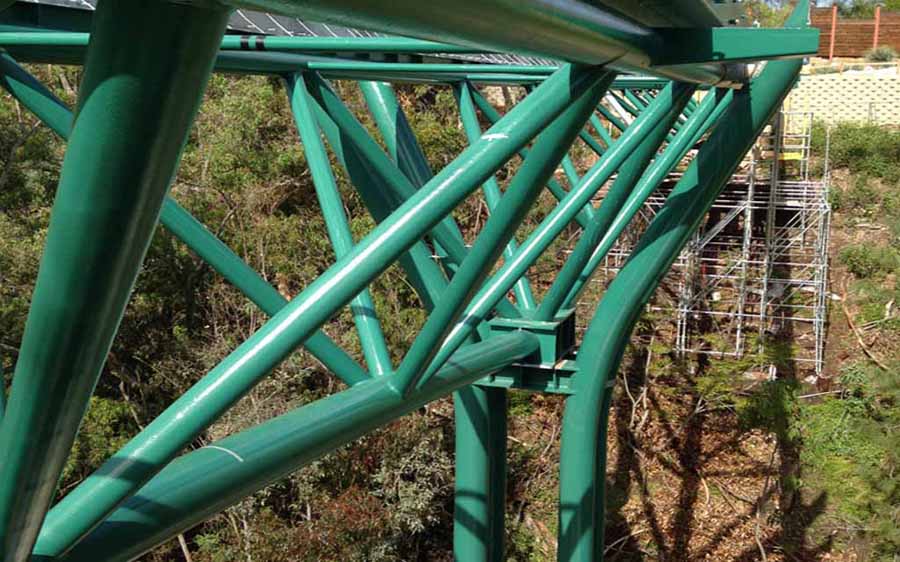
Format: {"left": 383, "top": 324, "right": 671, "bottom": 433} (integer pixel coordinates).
{"left": 582, "top": 108, "right": 831, "bottom": 376}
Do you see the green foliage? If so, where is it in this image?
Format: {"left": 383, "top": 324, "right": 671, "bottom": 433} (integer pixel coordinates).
{"left": 838, "top": 0, "right": 876, "bottom": 19}
{"left": 508, "top": 390, "right": 535, "bottom": 417}
{"left": 812, "top": 122, "right": 900, "bottom": 183}
{"left": 797, "top": 363, "right": 900, "bottom": 558}
{"left": 62, "top": 397, "right": 138, "bottom": 486}
{"left": 737, "top": 379, "right": 799, "bottom": 441}
{"left": 838, "top": 244, "right": 900, "bottom": 278}
{"left": 864, "top": 45, "right": 898, "bottom": 63}
{"left": 743, "top": 0, "right": 793, "bottom": 27}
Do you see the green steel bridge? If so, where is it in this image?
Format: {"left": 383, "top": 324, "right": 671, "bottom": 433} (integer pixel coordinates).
{"left": 0, "top": 0, "right": 819, "bottom": 560}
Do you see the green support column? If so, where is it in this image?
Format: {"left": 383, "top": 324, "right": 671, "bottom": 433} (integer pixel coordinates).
{"left": 454, "top": 386, "right": 507, "bottom": 561}
{"left": 557, "top": 4, "right": 809, "bottom": 561}
{"left": 0, "top": 1, "right": 230, "bottom": 560}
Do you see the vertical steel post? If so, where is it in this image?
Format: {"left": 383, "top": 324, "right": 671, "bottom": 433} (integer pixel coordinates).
{"left": 443, "top": 71, "right": 615, "bottom": 562}
{"left": 557, "top": 4, "right": 809, "bottom": 559}
{"left": 829, "top": 3, "right": 837, "bottom": 61}
{"left": 874, "top": 6, "right": 882, "bottom": 49}
{"left": 0, "top": 1, "right": 229, "bottom": 559}
{"left": 454, "top": 386, "right": 507, "bottom": 562}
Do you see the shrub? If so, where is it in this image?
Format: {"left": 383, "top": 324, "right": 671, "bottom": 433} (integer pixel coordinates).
{"left": 839, "top": 244, "right": 900, "bottom": 278}
{"left": 865, "top": 45, "right": 898, "bottom": 63}
{"left": 813, "top": 122, "right": 900, "bottom": 182}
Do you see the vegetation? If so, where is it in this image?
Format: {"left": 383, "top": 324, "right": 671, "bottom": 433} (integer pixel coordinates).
{"left": 864, "top": 45, "right": 898, "bottom": 63}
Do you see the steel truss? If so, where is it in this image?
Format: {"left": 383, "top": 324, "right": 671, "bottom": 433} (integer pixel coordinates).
{"left": 0, "top": 1, "right": 817, "bottom": 560}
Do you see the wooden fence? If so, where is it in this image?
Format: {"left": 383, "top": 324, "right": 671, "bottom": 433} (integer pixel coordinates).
{"left": 812, "top": 6, "right": 900, "bottom": 58}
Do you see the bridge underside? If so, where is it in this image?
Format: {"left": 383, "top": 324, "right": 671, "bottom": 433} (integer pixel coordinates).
{"left": 0, "top": 1, "right": 816, "bottom": 560}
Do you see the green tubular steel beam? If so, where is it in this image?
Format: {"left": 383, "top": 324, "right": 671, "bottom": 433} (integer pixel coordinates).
{"left": 221, "top": 35, "right": 477, "bottom": 53}
{"left": 358, "top": 80, "right": 458, "bottom": 272}
{"left": 455, "top": 81, "right": 536, "bottom": 311}
{"left": 588, "top": 113, "right": 614, "bottom": 146}
{"left": 288, "top": 75, "right": 393, "bottom": 376}
{"left": 36, "top": 63, "right": 600, "bottom": 557}
{"left": 56, "top": 332, "right": 539, "bottom": 562}
{"left": 415, "top": 81, "right": 695, "bottom": 387}
{"left": 0, "top": 43, "right": 547, "bottom": 83}
{"left": 0, "top": 52, "right": 369, "bottom": 388}
{"left": 303, "top": 73, "right": 520, "bottom": 319}
{"left": 454, "top": 385, "right": 508, "bottom": 561}
{"left": 467, "top": 86, "right": 595, "bottom": 229}
{"left": 225, "top": 0, "right": 728, "bottom": 85}
{"left": 577, "top": 126, "right": 606, "bottom": 157}
{"left": 0, "top": 1, "right": 230, "bottom": 560}
{"left": 596, "top": 103, "right": 627, "bottom": 133}
{"left": 0, "top": 31, "right": 475, "bottom": 53}
{"left": 302, "top": 74, "right": 474, "bottom": 268}
{"left": 612, "top": 92, "right": 641, "bottom": 119}
{"left": 302, "top": 82, "right": 450, "bottom": 311}
{"left": 159, "top": 200, "right": 370, "bottom": 385}
{"left": 623, "top": 89, "right": 647, "bottom": 112}
{"left": 359, "top": 81, "right": 434, "bottom": 193}
{"left": 524, "top": 82, "right": 605, "bottom": 160}
{"left": 561, "top": 155, "right": 582, "bottom": 186}
{"left": 0, "top": 30, "right": 695, "bottom": 93}
{"left": 394, "top": 68, "right": 614, "bottom": 397}
{"left": 559, "top": 87, "right": 733, "bottom": 311}
{"left": 0, "top": 29, "right": 817, "bottom": 63}
{"left": 557, "top": 4, "right": 810, "bottom": 560}
{"left": 596, "top": 0, "right": 722, "bottom": 27}
{"left": 535, "top": 84, "right": 693, "bottom": 320}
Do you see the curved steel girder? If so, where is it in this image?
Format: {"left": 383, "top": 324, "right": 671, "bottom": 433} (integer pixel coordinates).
{"left": 557, "top": 2, "right": 811, "bottom": 560}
